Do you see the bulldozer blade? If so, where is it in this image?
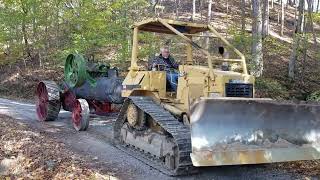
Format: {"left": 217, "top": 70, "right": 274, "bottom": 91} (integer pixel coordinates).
{"left": 190, "top": 98, "right": 320, "bottom": 166}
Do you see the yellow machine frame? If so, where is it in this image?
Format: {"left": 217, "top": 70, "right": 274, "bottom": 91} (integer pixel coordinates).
{"left": 122, "top": 18, "right": 254, "bottom": 114}
{"left": 118, "top": 18, "right": 320, "bottom": 170}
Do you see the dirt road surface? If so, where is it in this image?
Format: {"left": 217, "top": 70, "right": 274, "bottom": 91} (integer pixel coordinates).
{"left": 0, "top": 98, "right": 314, "bottom": 179}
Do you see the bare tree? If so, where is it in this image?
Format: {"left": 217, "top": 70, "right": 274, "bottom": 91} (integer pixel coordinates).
{"left": 307, "top": 0, "right": 318, "bottom": 47}
{"left": 192, "top": 0, "right": 196, "bottom": 20}
{"left": 151, "top": 0, "right": 159, "bottom": 14}
{"left": 21, "top": 2, "right": 32, "bottom": 67}
{"left": 251, "top": 0, "right": 263, "bottom": 77}
{"left": 175, "top": 0, "right": 180, "bottom": 18}
{"left": 226, "top": 0, "right": 229, "bottom": 14}
{"left": 294, "top": 3, "right": 298, "bottom": 28}
{"left": 288, "top": 0, "right": 305, "bottom": 79}
{"left": 200, "top": 0, "right": 203, "bottom": 21}
{"left": 297, "top": 1, "right": 305, "bottom": 33}
{"left": 301, "top": 21, "right": 308, "bottom": 81}
{"left": 206, "top": 0, "right": 213, "bottom": 49}
{"left": 280, "top": 0, "right": 285, "bottom": 36}
{"left": 262, "top": 0, "right": 270, "bottom": 38}
{"left": 241, "top": 0, "right": 246, "bottom": 32}
{"left": 207, "top": 0, "right": 212, "bottom": 22}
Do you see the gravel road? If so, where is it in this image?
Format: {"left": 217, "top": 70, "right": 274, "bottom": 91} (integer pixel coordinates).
{"left": 0, "top": 98, "right": 307, "bottom": 180}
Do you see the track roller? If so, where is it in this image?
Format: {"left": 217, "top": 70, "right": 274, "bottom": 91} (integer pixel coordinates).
{"left": 126, "top": 102, "right": 146, "bottom": 130}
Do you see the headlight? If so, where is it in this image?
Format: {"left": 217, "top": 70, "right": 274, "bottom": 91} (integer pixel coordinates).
{"left": 229, "top": 79, "right": 245, "bottom": 84}
{"left": 210, "top": 92, "right": 222, "bottom": 97}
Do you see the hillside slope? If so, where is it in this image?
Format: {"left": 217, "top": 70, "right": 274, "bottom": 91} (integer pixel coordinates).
{"left": 0, "top": 0, "right": 319, "bottom": 100}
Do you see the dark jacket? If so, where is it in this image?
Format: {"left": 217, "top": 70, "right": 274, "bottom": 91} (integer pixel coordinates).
{"left": 149, "top": 54, "right": 178, "bottom": 71}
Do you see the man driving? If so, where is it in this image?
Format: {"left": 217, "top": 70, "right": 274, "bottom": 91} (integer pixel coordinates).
{"left": 149, "top": 47, "right": 179, "bottom": 91}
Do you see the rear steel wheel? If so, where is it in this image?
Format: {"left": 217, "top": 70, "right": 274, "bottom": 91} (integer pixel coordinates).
{"left": 35, "top": 81, "right": 61, "bottom": 121}
{"left": 72, "top": 99, "right": 90, "bottom": 131}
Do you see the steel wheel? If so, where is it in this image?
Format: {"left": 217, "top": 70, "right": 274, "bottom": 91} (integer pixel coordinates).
{"left": 72, "top": 99, "right": 90, "bottom": 131}
{"left": 61, "top": 89, "right": 77, "bottom": 112}
{"left": 35, "top": 81, "right": 61, "bottom": 121}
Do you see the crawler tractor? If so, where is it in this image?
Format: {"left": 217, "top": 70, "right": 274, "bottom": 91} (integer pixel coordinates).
{"left": 113, "top": 18, "right": 320, "bottom": 175}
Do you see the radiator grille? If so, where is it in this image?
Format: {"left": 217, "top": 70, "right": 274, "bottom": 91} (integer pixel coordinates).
{"left": 225, "top": 83, "right": 253, "bottom": 98}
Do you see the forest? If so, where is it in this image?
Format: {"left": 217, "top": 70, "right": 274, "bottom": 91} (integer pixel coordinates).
{"left": 0, "top": 0, "right": 319, "bottom": 100}
{"left": 1, "top": 1, "right": 320, "bottom": 179}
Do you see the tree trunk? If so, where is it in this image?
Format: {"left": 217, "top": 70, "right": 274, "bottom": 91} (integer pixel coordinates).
{"left": 152, "top": 0, "right": 159, "bottom": 15}
{"left": 226, "top": 0, "right": 229, "bottom": 14}
{"left": 206, "top": 0, "right": 213, "bottom": 49}
{"left": 317, "top": 0, "right": 320, "bottom": 12}
{"left": 293, "top": 3, "right": 298, "bottom": 32}
{"left": 192, "top": 0, "right": 196, "bottom": 20}
{"left": 22, "top": 21, "right": 29, "bottom": 67}
{"left": 175, "top": 0, "right": 179, "bottom": 18}
{"left": 301, "top": 26, "right": 308, "bottom": 81}
{"left": 288, "top": 0, "right": 304, "bottom": 79}
{"left": 200, "top": 0, "right": 203, "bottom": 21}
{"left": 21, "top": 4, "right": 32, "bottom": 67}
{"left": 262, "top": 0, "right": 269, "bottom": 38}
{"left": 288, "top": 35, "right": 301, "bottom": 79}
{"left": 307, "top": 0, "right": 318, "bottom": 48}
{"left": 207, "top": 0, "right": 212, "bottom": 22}
{"left": 271, "top": 0, "right": 274, "bottom": 9}
{"left": 55, "top": 1, "right": 60, "bottom": 49}
{"left": 32, "top": 2, "right": 42, "bottom": 68}
{"left": 296, "top": 0, "right": 305, "bottom": 33}
{"left": 241, "top": 0, "right": 246, "bottom": 32}
{"left": 251, "top": 0, "right": 263, "bottom": 77}
{"left": 280, "top": 0, "right": 285, "bottom": 36}
{"left": 288, "top": 0, "right": 293, "bottom": 6}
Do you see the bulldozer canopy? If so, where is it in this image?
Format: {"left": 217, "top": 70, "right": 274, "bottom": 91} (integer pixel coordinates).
{"left": 133, "top": 18, "right": 209, "bottom": 35}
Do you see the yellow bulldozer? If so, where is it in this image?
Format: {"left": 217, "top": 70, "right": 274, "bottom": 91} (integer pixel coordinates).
{"left": 113, "top": 18, "right": 320, "bottom": 175}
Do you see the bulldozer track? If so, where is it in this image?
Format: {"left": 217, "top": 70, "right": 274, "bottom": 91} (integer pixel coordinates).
{"left": 114, "top": 96, "right": 196, "bottom": 176}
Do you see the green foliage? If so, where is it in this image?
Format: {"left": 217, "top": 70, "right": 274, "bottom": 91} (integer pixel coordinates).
{"left": 227, "top": 26, "right": 254, "bottom": 71}
{"left": 312, "top": 12, "right": 320, "bottom": 61}
{"left": 228, "top": 26, "right": 252, "bottom": 55}
{"left": 138, "top": 32, "right": 162, "bottom": 60}
{"left": 263, "top": 36, "right": 289, "bottom": 55}
{"left": 62, "top": 0, "right": 148, "bottom": 62}
{"left": 0, "top": 0, "right": 149, "bottom": 66}
{"left": 228, "top": 26, "right": 294, "bottom": 76}
{"left": 307, "top": 91, "right": 320, "bottom": 102}
{"left": 313, "top": 12, "right": 320, "bottom": 24}
{"left": 255, "top": 78, "right": 289, "bottom": 99}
